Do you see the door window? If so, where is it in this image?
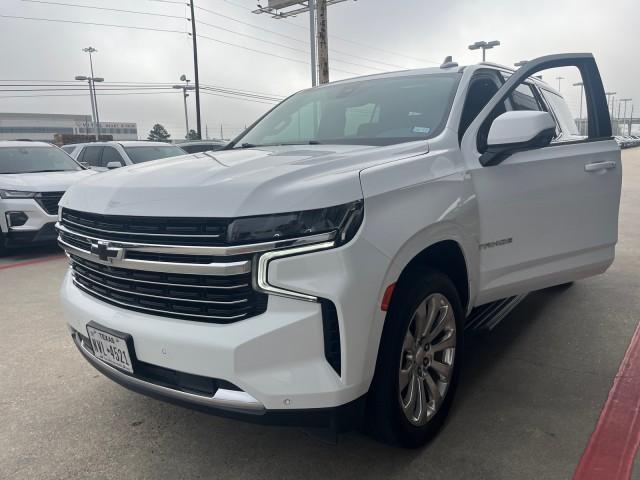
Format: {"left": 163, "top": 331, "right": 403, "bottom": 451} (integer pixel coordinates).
{"left": 459, "top": 72, "right": 504, "bottom": 140}
{"left": 540, "top": 88, "right": 581, "bottom": 137}
{"left": 510, "top": 84, "right": 543, "bottom": 111}
{"left": 82, "top": 146, "right": 104, "bottom": 167}
{"left": 101, "top": 147, "right": 125, "bottom": 166}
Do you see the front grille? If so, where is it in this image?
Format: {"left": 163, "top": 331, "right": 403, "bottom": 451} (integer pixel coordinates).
{"left": 61, "top": 208, "right": 229, "bottom": 246}
{"left": 70, "top": 255, "right": 267, "bottom": 323}
{"left": 36, "top": 191, "right": 64, "bottom": 215}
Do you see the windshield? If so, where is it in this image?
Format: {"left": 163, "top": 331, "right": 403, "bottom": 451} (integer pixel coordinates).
{"left": 0, "top": 146, "right": 82, "bottom": 174}
{"left": 123, "top": 145, "right": 185, "bottom": 164}
{"left": 232, "top": 73, "right": 460, "bottom": 148}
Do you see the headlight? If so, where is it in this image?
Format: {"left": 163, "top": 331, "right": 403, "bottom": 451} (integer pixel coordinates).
{"left": 0, "top": 190, "right": 37, "bottom": 199}
{"left": 226, "top": 200, "right": 364, "bottom": 246}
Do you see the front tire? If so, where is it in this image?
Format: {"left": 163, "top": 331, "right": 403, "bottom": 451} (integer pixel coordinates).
{"left": 367, "top": 269, "right": 464, "bottom": 448}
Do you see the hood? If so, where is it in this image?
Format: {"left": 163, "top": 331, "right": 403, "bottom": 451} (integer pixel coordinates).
{"left": 60, "top": 142, "right": 427, "bottom": 217}
{"left": 0, "top": 169, "right": 97, "bottom": 192}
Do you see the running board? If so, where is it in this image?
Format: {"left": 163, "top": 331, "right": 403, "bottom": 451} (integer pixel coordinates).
{"left": 465, "top": 294, "right": 528, "bottom": 331}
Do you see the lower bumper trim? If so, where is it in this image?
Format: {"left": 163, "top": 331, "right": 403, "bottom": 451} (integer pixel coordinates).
{"left": 72, "top": 330, "right": 366, "bottom": 430}
{"left": 72, "top": 331, "right": 265, "bottom": 414}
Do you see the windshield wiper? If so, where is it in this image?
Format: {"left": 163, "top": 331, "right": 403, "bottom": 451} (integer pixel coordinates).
{"left": 240, "top": 143, "right": 256, "bottom": 148}
{"left": 25, "top": 169, "right": 69, "bottom": 173}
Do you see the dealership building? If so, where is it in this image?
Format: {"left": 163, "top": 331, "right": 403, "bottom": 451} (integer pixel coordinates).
{"left": 0, "top": 112, "right": 138, "bottom": 142}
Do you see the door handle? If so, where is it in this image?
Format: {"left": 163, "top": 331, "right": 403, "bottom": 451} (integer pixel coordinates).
{"left": 584, "top": 161, "right": 616, "bottom": 172}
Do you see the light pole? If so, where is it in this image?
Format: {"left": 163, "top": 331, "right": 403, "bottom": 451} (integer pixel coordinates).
{"left": 620, "top": 98, "right": 631, "bottom": 136}
{"left": 82, "top": 47, "right": 102, "bottom": 139}
{"left": 75, "top": 75, "right": 104, "bottom": 140}
{"left": 468, "top": 40, "right": 500, "bottom": 62}
{"left": 173, "top": 75, "right": 195, "bottom": 139}
{"left": 308, "top": 0, "right": 317, "bottom": 86}
{"left": 573, "top": 82, "right": 584, "bottom": 135}
{"left": 605, "top": 91, "right": 616, "bottom": 122}
{"left": 555, "top": 76, "right": 564, "bottom": 92}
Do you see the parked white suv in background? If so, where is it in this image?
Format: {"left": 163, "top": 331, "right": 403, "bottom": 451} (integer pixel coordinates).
{"left": 0, "top": 141, "right": 95, "bottom": 255}
{"left": 57, "top": 54, "right": 621, "bottom": 447}
{"left": 70, "top": 141, "right": 186, "bottom": 171}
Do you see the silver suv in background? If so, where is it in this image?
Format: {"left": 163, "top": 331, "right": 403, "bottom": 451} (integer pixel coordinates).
{"left": 70, "top": 141, "right": 186, "bottom": 171}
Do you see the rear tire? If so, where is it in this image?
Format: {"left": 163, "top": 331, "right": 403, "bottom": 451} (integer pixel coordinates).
{"left": 367, "top": 268, "right": 464, "bottom": 448}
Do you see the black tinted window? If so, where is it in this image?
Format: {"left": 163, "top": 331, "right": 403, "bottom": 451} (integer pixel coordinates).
{"left": 511, "top": 84, "right": 542, "bottom": 111}
{"left": 102, "top": 147, "right": 124, "bottom": 166}
{"left": 82, "top": 146, "right": 104, "bottom": 167}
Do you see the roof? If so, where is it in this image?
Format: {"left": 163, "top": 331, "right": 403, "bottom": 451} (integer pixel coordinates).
{"left": 77, "top": 141, "right": 177, "bottom": 147}
{"left": 178, "top": 140, "right": 226, "bottom": 146}
{"left": 0, "top": 140, "right": 54, "bottom": 148}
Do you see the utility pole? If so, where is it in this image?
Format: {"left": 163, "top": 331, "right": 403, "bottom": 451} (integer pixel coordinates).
{"left": 629, "top": 104, "right": 634, "bottom": 136}
{"left": 252, "top": 1, "right": 354, "bottom": 86}
{"left": 189, "top": 1, "right": 202, "bottom": 139}
{"left": 308, "top": 0, "right": 317, "bottom": 86}
{"left": 617, "top": 101, "right": 623, "bottom": 135}
{"left": 317, "top": 0, "right": 329, "bottom": 83}
{"left": 83, "top": 47, "right": 102, "bottom": 139}
{"left": 172, "top": 75, "right": 195, "bottom": 139}
{"left": 205, "top": 124, "right": 209, "bottom": 140}
{"left": 573, "top": 82, "right": 584, "bottom": 135}
{"left": 220, "top": 124, "right": 223, "bottom": 140}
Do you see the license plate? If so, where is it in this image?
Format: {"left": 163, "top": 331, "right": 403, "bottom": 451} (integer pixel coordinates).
{"left": 86, "top": 325, "right": 134, "bottom": 373}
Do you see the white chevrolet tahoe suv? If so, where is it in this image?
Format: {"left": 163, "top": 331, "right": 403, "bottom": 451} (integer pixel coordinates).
{"left": 57, "top": 54, "right": 621, "bottom": 447}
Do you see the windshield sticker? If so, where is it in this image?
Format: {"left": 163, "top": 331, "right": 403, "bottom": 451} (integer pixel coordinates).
{"left": 412, "top": 127, "right": 430, "bottom": 134}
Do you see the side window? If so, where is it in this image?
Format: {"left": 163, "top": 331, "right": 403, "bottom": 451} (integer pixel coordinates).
{"left": 510, "top": 84, "right": 543, "bottom": 111}
{"left": 540, "top": 88, "right": 581, "bottom": 139}
{"left": 82, "top": 146, "right": 104, "bottom": 167}
{"left": 102, "top": 147, "right": 124, "bottom": 166}
{"left": 459, "top": 72, "right": 505, "bottom": 141}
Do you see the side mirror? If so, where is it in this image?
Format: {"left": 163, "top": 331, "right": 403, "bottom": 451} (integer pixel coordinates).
{"left": 480, "top": 111, "right": 556, "bottom": 166}
{"left": 106, "top": 161, "right": 123, "bottom": 169}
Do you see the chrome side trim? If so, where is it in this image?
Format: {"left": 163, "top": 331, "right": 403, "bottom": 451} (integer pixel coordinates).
{"left": 58, "top": 237, "right": 251, "bottom": 276}
{"left": 72, "top": 270, "right": 249, "bottom": 305}
{"left": 255, "top": 241, "right": 336, "bottom": 302}
{"left": 57, "top": 222, "right": 337, "bottom": 256}
{"left": 72, "top": 279, "right": 248, "bottom": 321}
{"left": 73, "top": 332, "right": 264, "bottom": 413}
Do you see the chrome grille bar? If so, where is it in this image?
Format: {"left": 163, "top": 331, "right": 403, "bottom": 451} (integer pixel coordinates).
{"left": 71, "top": 270, "right": 249, "bottom": 305}
{"left": 72, "top": 279, "right": 249, "bottom": 321}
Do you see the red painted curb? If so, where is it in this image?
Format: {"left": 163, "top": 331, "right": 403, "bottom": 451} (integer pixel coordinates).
{"left": 0, "top": 254, "right": 65, "bottom": 271}
{"left": 573, "top": 321, "right": 640, "bottom": 480}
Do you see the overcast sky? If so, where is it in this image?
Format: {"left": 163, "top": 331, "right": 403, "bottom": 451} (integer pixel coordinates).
{"left": 0, "top": 0, "right": 638, "bottom": 139}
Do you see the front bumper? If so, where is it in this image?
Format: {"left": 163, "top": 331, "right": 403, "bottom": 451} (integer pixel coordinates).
{"left": 0, "top": 198, "right": 58, "bottom": 246}
{"left": 60, "top": 227, "right": 391, "bottom": 419}
{"left": 71, "top": 328, "right": 364, "bottom": 429}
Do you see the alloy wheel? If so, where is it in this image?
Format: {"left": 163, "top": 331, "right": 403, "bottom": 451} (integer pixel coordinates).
{"left": 399, "top": 293, "right": 457, "bottom": 426}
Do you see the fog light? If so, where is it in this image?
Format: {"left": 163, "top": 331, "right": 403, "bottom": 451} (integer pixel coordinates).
{"left": 6, "top": 211, "right": 28, "bottom": 227}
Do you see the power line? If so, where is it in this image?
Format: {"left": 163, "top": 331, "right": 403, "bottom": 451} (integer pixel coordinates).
{"left": 208, "top": 0, "right": 438, "bottom": 64}
{"left": 0, "top": 14, "right": 185, "bottom": 34}
{"left": 195, "top": 4, "right": 405, "bottom": 70}
{"left": 21, "top": 0, "right": 384, "bottom": 74}
{"left": 196, "top": 19, "right": 383, "bottom": 73}
{"left": 0, "top": 91, "right": 182, "bottom": 99}
{"left": 0, "top": 14, "right": 359, "bottom": 76}
{"left": 20, "top": 0, "right": 186, "bottom": 20}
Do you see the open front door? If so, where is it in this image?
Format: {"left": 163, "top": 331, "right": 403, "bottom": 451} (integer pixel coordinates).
{"left": 461, "top": 54, "right": 622, "bottom": 304}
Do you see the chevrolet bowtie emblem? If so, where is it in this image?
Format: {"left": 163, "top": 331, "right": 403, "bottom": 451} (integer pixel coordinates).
{"left": 90, "top": 240, "right": 122, "bottom": 262}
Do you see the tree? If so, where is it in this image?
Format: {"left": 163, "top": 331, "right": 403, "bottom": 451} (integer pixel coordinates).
{"left": 187, "top": 129, "right": 199, "bottom": 140}
{"left": 147, "top": 124, "right": 171, "bottom": 142}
